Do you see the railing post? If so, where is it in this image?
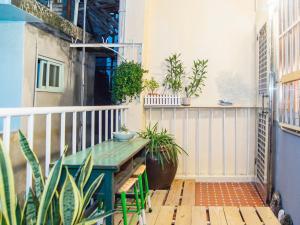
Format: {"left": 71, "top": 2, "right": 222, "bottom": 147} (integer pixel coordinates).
{"left": 111, "top": 109, "right": 114, "bottom": 139}
{"left": 72, "top": 112, "right": 77, "bottom": 155}
{"left": 26, "top": 114, "right": 34, "bottom": 192}
{"left": 105, "top": 110, "right": 108, "bottom": 141}
{"left": 45, "top": 113, "right": 52, "bottom": 176}
{"left": 3, "top": 116, "right": 11, "bottom": 152}
{"left": 91, "top": 111, "right": 95, "bottom": 146}
{"left": 82, "top": 111, "right": 86, "bottom": 150}
{"left": 98, "top": 110, "right": 102, "bottom": 143}
{"left": 60, "top": 112, "right": 66, "bottom": 155}
{"left": 116, "top": 109, "right": 119, "bottom": 132}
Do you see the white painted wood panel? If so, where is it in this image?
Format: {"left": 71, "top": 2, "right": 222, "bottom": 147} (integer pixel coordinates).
{"left": 145, "top": 107, "right": 257, "bottom": 181}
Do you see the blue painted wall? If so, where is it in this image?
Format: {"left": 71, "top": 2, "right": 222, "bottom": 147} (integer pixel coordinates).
{"left": 274, "top": 122, "right": 300, "bottom": 224}
{"left": 0, "top": 22, "right": 25, "bottom": 131}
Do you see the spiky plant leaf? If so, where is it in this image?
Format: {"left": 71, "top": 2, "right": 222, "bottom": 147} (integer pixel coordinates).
{"left": 36, "top": 156, "right": 63, "bottom": 225}
{"left": 75, "top": 151, "right": 93, "bottom": 193}
{"left": 16, "top": 199, "right": 21, "bottom": 225}
{"left": 0, "top": 140, "right": 17, "bottom": 225}
{"left": 75, "top": 210, "right": 114, "bottom": 225}
{"left": 18, "top": 131, "right": 44, "bottom": 198}
{"left": 21, "top": 189, "right": 38, "bottom": 225}
{"left": 80, "top": 173, "right": 104, "bottom": 219}
{"left": 51, "top": 193, "right": 60, "bottom": 225}
{"left": 59, "top": 171, "right": 81, "bottom": 225}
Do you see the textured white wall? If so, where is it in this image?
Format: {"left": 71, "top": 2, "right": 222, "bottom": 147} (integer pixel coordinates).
{"left": 142, "top": 0, "right": 257, "bottom": 106}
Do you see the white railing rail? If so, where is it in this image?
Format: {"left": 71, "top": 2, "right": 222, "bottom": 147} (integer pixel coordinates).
{"left": 0, "top": 105, "right": 128, "bottom": 192}
{"left": 145, "top": 106, "right": 257, "bottom": 182}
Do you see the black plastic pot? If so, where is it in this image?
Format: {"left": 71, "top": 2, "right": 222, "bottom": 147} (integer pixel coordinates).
{"left": 146, "top": 155, "right": 178, "bottom": 190}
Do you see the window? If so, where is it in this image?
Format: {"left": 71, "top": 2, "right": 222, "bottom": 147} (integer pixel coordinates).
{"left": 36, "top": 56, "right": 64, "bottom": 92}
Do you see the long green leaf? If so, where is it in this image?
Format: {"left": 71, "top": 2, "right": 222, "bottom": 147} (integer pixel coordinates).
{"left": 0, "top": 140, "right": 17, "bottom": 225}
{"left": 75, "top": 210, "right": 114, "bottom": 225}
{"left": 21, "top": 189, "right": 38, "bottom": 225}
{"left": 36, "top": 156, "right": 63, "bottom": 225}
{"left": 59, "top": 171, "right": 81, "bottom": 225}
{"left": 18, "top": 131, "right": 44, "bottom": 198}
{"left": 81, "top": 173, "right": 104, "bottom": 217}
{"left": 75, "top": 151, "right": 93, "bottom": 193}
{"left": 16, "top": 199, "right": 21, "bottom": 225}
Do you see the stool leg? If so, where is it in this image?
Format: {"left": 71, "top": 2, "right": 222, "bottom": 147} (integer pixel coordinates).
{"left": 144, "top": 171, "right": 152, "bottom": 213}
{"left": 121, "top": 192, "right": 128, "bottom": 225}
{"left": 138, "top": 175, "right": 147, "bottom": 224}
{"left": 134, "top": 183, "right": 143, "bottom": 225}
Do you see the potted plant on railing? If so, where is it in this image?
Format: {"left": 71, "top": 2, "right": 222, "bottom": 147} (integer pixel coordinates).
{"left": 112, "top": 61, "right": 147, "bottom": 103}
{"left": 182, "top": 59, "right": 208, "bottom": 106}
{"left": 138, "top": 123, "right": 187, "bottom": 189}
{"left": 144, "top": 77, "right": 160, "bottom": 95}
{"left": 162, "top": 53, "right": 185, "bottom": 95}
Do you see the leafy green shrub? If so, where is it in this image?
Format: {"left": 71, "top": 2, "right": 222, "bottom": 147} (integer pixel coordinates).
{"left": 163, "top": 54, "right": 185, "bottom": 94}
{"left": 144, "top": 77, "right": 160, "bottom": 94}
{"left": 112, "top": 61, "right": 147, "bottom": 103}
{"left": 185, "top": 59, "right": 208, "bottom": 97}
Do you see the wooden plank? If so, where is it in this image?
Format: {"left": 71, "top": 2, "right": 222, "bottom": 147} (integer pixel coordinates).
{"left": 146, "top": 205, "right": 161, "bottom": 225}
{"left": 223, "top": 207, "right": 244, "bottom": 225}
{"left": 114, "top": 212, "right": 138, "bottom": 225}
{"left": 181, "top": 180, "right": 195, "bottom": 206}
{"left": 151, "top": 190, "right": 168, "bottom": 206}
{"left": 256, "top": 207, "right": 280, "bottom": 225}
{"left": 113, "top": 213, "right": 122, "bottom": 225}
{"left": 209, "top": 207, "right": 227, "bottom": 225}
{"left": 240, "top": 207, "right": 263, "bottom": 225}
{"left": 175, "top": 205, "right": 192, "bottom": 225}
{"left": 155, "top": 206, "right": 174, "bottom": 225}
{"left": 192, "top": 206, "right": 207, "bottom": 225}
{"left": 165, "top": 180, "right": 183, "bottom": 206}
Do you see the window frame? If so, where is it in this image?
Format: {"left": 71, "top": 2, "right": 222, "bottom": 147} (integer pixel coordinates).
{"left": 36, "top": 56, "right": 65, "bottom": 93}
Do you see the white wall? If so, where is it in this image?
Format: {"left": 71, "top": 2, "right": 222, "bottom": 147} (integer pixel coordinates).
{"left": 142, "top": 0, "right": 257, "bottom": 107}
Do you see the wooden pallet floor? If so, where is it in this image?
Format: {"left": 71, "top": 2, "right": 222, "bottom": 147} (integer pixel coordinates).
{"left": 114, "top": 180, "right": 280, "bottom": 225}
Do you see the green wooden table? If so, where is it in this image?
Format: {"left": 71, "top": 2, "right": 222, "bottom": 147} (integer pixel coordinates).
{"left": 62, "top": 137, "right": 150, "bottom": 225}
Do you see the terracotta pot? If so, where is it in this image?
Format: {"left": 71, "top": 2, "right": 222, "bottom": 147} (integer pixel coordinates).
{"left": 146, "top": 155, "right": 178, "bottom": 190}
{"left": 182, "top": 97, "right": 191, "bottom": 106}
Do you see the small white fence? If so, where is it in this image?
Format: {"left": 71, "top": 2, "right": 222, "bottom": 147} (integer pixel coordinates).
{"left": 0, "top": 105, "right": 128, "bottom": 192}
{"left": 144, "top": 94, "right": 181, "bottom": 106}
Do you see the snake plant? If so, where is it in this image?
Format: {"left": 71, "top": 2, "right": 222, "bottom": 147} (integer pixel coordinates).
{"left": 0, "top": 131, "right": 106, "bottom": 225}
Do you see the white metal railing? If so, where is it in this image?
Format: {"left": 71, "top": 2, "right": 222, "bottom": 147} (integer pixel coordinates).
{"left": 144, "top": 94, "right": 181, "bottom": 106}
{"left": 0, "top": 105, "right": 128, "bottom": 191}
{"left": 145, "top": 106, "right": 257, "bottom": 182}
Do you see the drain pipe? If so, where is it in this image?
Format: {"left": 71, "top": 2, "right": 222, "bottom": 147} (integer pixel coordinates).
{"left": 81, "top": 0, "right": 87, "bottom": 106}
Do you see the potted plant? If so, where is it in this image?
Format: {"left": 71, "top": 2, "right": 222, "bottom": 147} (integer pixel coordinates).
{"left": 144, "top": 77, "right": 160, "bottom": 95}
{"left": 182, "top": 59, "right": 208, "bottom": 106}
{"left": 112, "top": 61, "right": 147, "bottom": 103}
{"left": 138, "top": 123, "right": 187, "bottom": 189}
{"left": 162, "top": 53, "right": 185, "bottom": 95}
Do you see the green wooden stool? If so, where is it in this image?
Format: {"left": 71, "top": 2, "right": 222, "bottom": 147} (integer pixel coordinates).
{"left": 133, "top": 164, "right": 152, "bottom": 223}
{"left": 116, "top": 178, "right": 143, "bottom": 225}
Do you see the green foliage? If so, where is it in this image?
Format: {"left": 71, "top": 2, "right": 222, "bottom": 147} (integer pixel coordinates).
{"left": 120, "top": 125, "right": 129, "bottom": 133}
{"left": 138, "top": 123, "right": 187, "bottom": 167}
{"left": 112, "top": 61, "right": 147, "bottom": 103}
{"left": 163, "top": 54, "right": 185, "bottom": 94}
{"left": 0, "top": 131, "right": 106, "bottom": 225}
{"left": 185, "top": 59, "right": 208, "bottom": 97}
{"left": 144, "top": 77, "right": 160, "bottom": 94}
